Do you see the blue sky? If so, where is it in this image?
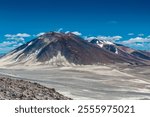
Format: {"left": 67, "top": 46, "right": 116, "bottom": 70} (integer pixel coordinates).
{"left": 0, "top": 0, "right": 150, "bottom": 53}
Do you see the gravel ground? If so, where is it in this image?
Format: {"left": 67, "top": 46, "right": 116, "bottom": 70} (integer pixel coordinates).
{"left": 0, "top": 76, "right": 71, "bottom": 100}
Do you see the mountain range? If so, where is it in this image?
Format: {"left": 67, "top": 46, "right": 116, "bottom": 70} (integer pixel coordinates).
{"left": 90, "top": 39, "right": 150, "bottom": 63}
{"left": 0, "top": 32, "right": 150, "bottom": 66}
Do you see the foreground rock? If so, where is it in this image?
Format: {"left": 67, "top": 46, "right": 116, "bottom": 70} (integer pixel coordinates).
{"left": 0, "top": 77, "right": 71, "bottom": 100}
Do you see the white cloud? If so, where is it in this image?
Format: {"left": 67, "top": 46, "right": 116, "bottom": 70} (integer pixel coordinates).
{"left": 0, "top": 41, "right": 24, "bottom": 53}
{"left": 85, "top": 35, "right": 122, "bottom": 42}
{"left": 121, "top": 37, "right": 150, "bottom": 44}
{"left": 119, "top": 36, "right": 150, "bottom": 50}
{"left": 128, "top": 33, "right": 134, "bottom": 36}
{"left": 71, "top": 31, "right": 82, "bottom": 36}
{"left": 4, "top": 33, "right": 31, "bottom": 43}
{"left": 12, "top": 43, "right": 23, "bottom": 47}
{"left": 97, "top": 36, "right": 122, "bottom": 41}
{"left": 6, "top": 37, "right": 25, "bottom": 42}
{"left": 0, "top": 41, "right": 17, "bottom": 47}
{"left": 16, "top": 33, "right": 31, "bottom": 37}
{"left": 4, "top": 34, "right": 13, "bottom": 38}
{"left": 138, "top": 33, "right": 144, "bottom": 37}
{"left": 84, "top": 36, "right": 96, "bottom": 40}
{"left": 65, "top": 31, "right": 82, "bottom": 36}
{"left": 1, "top": 33, "right": 30, "bottom": 53}
{"left": 57, "top": 28, "right": 63, "bottom": 32}
{"left": 5, "top": 33, "right": 30, "bottom": 38}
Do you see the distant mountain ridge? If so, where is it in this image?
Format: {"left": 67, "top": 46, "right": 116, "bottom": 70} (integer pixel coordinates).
{"left": 0, "top": 32, "right": 150, "bottom": 66}
{"left": 89, "top": 39, "right": 150, "bottom": 62}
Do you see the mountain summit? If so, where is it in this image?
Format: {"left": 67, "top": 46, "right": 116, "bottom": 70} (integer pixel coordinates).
{"left": 0, "top": 32, "right": 148, "bottom": 66}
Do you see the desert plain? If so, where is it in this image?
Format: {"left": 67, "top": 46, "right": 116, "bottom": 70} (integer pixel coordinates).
{"left": 0, "top": 64, "right": 150, "bottom": 100}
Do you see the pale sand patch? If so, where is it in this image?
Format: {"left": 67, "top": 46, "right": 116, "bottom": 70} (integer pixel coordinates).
{"left": 60, "top": 65, "right": 134, "bottom": 77}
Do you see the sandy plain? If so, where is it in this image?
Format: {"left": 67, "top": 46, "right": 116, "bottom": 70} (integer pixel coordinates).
{"left": 0, "top": 64, "right": 150, "bottom": 100}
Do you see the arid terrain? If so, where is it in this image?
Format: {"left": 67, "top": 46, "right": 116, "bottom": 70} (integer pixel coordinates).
{"left": 0, "top": 32, "right": 150, "bottom": 100}
{"left": 0, "top": 64, "right": 150, "bottom": 100}
{"left": 0, "top": 75, "right": 71, "bottom": 100}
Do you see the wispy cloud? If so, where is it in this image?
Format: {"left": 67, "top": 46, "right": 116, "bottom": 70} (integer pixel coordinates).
{"left": 120, "top": 36, "right": 150, "bottom": 50}
{"left": 57, "top": 28, "right": 63, "bottom": 32}
{"left": 107, "top": 20, "right": 118, "bottom": 24}
{"left": 0, "top": 41, "right": 17, "bottom": 47}
{"left": 0, "top": 41, "right": 23, "bottom": 53}
{"left": 128, "top": 33, "right": 134, "bottom": 36}
{"left": 121, "top": 37, "right": 150, "bottom": 44}
{"left": 65, "top": 31, "right": 82, "bottom": 36}
{"left": 138, "top": 33, "right": 144, "bottom": 37}
{"left": 85, "top": 35, "right": 122, "bottom": 42}
{"left": 5, "top": 33, "right": 31, "bottom": 38}
{"left": 0, "top": 33, "right": 31, "bottom": 53}
{"left": 4, "top": 33, "right": 31, "bottom": 43}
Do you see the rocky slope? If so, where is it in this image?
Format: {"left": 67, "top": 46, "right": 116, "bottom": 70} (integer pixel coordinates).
{"left": 90, "top": 39, "right": 150, "bottom": 65}
{"left": 0, "top": 76, "right": 71, "bottom": 100}
{"left": 0, "top": 32, "right": 138, "bottom": 66}
{"left": 0, "top": 32, "right": 149, "bottom": 66}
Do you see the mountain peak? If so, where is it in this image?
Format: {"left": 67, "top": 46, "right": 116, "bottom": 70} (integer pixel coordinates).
{"left": 37, "top": 32, "right": 80, "bottom": 42}
{"left": 0, "top": 32, "right": 149, "bottom": 66}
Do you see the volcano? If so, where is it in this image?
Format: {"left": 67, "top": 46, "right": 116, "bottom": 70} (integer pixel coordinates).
{"left": 0, "top": 32, "right": 148, "bottom": 66}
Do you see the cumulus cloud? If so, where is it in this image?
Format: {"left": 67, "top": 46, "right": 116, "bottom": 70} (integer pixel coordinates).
{"left": 138, "top": 33, "right": 144, "bottom": 37}
{"left": 97, "top": 36, "right": 122, "bottom": 41}
{"left": 120, "top": 36, "right": 150, "bottom": 50}
{"left": 4, "top": 33, "right": 31, "bottom": 43}
{"left": 71, "top": 31, "right": 82, "bottom": 36}
{"left": 6, "top": 37, "right": 25, "bottom": 42}
{"left": 85, "top": 35, "right": 122, "bottom": 42}
{"left": 121, "top": 37, "right": 150, "bottom": 44}
{"left": 65, "top": 31, "right": 82, "bottom": 36}
{"left": 0, "top": 41, "right": 24, "bottom": 53}
{"left": 5, "top": 33, "right": 31, "bottom": 38}
{"left": 0, "top": 41, "right": 17, "bottom": 47}
{"left": 17, "top": 33, "right": 30, "bottom": 37}
{"left": 0, "top": 33, "right": 31, "bottom": 53}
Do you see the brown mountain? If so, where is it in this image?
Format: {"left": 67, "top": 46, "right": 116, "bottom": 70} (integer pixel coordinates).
{"left": 0, "top": 32, "right": 148, "bottom": 66}
{"left": 90, "top": 39, "right": 150, "bottom": 65}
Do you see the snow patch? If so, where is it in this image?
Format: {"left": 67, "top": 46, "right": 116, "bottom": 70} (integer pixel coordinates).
{"left": 103, "top": 40, "right": 114, "bottom": 45}
{"left": 97, "top": 44, "right": 103, "bottom": 48}
{"left": 28, "top": 42, "right": 33, "bottom": 46}
{"left": 115, "top": 48, "right": 118, "bottom": 54}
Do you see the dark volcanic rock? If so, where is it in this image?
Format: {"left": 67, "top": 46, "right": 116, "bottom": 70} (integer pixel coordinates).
{"left": 1, "top": 32, "right": 136, "bottom": 65}
{"left": 0, "top": 77, "right": 71, "bottom": 100}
